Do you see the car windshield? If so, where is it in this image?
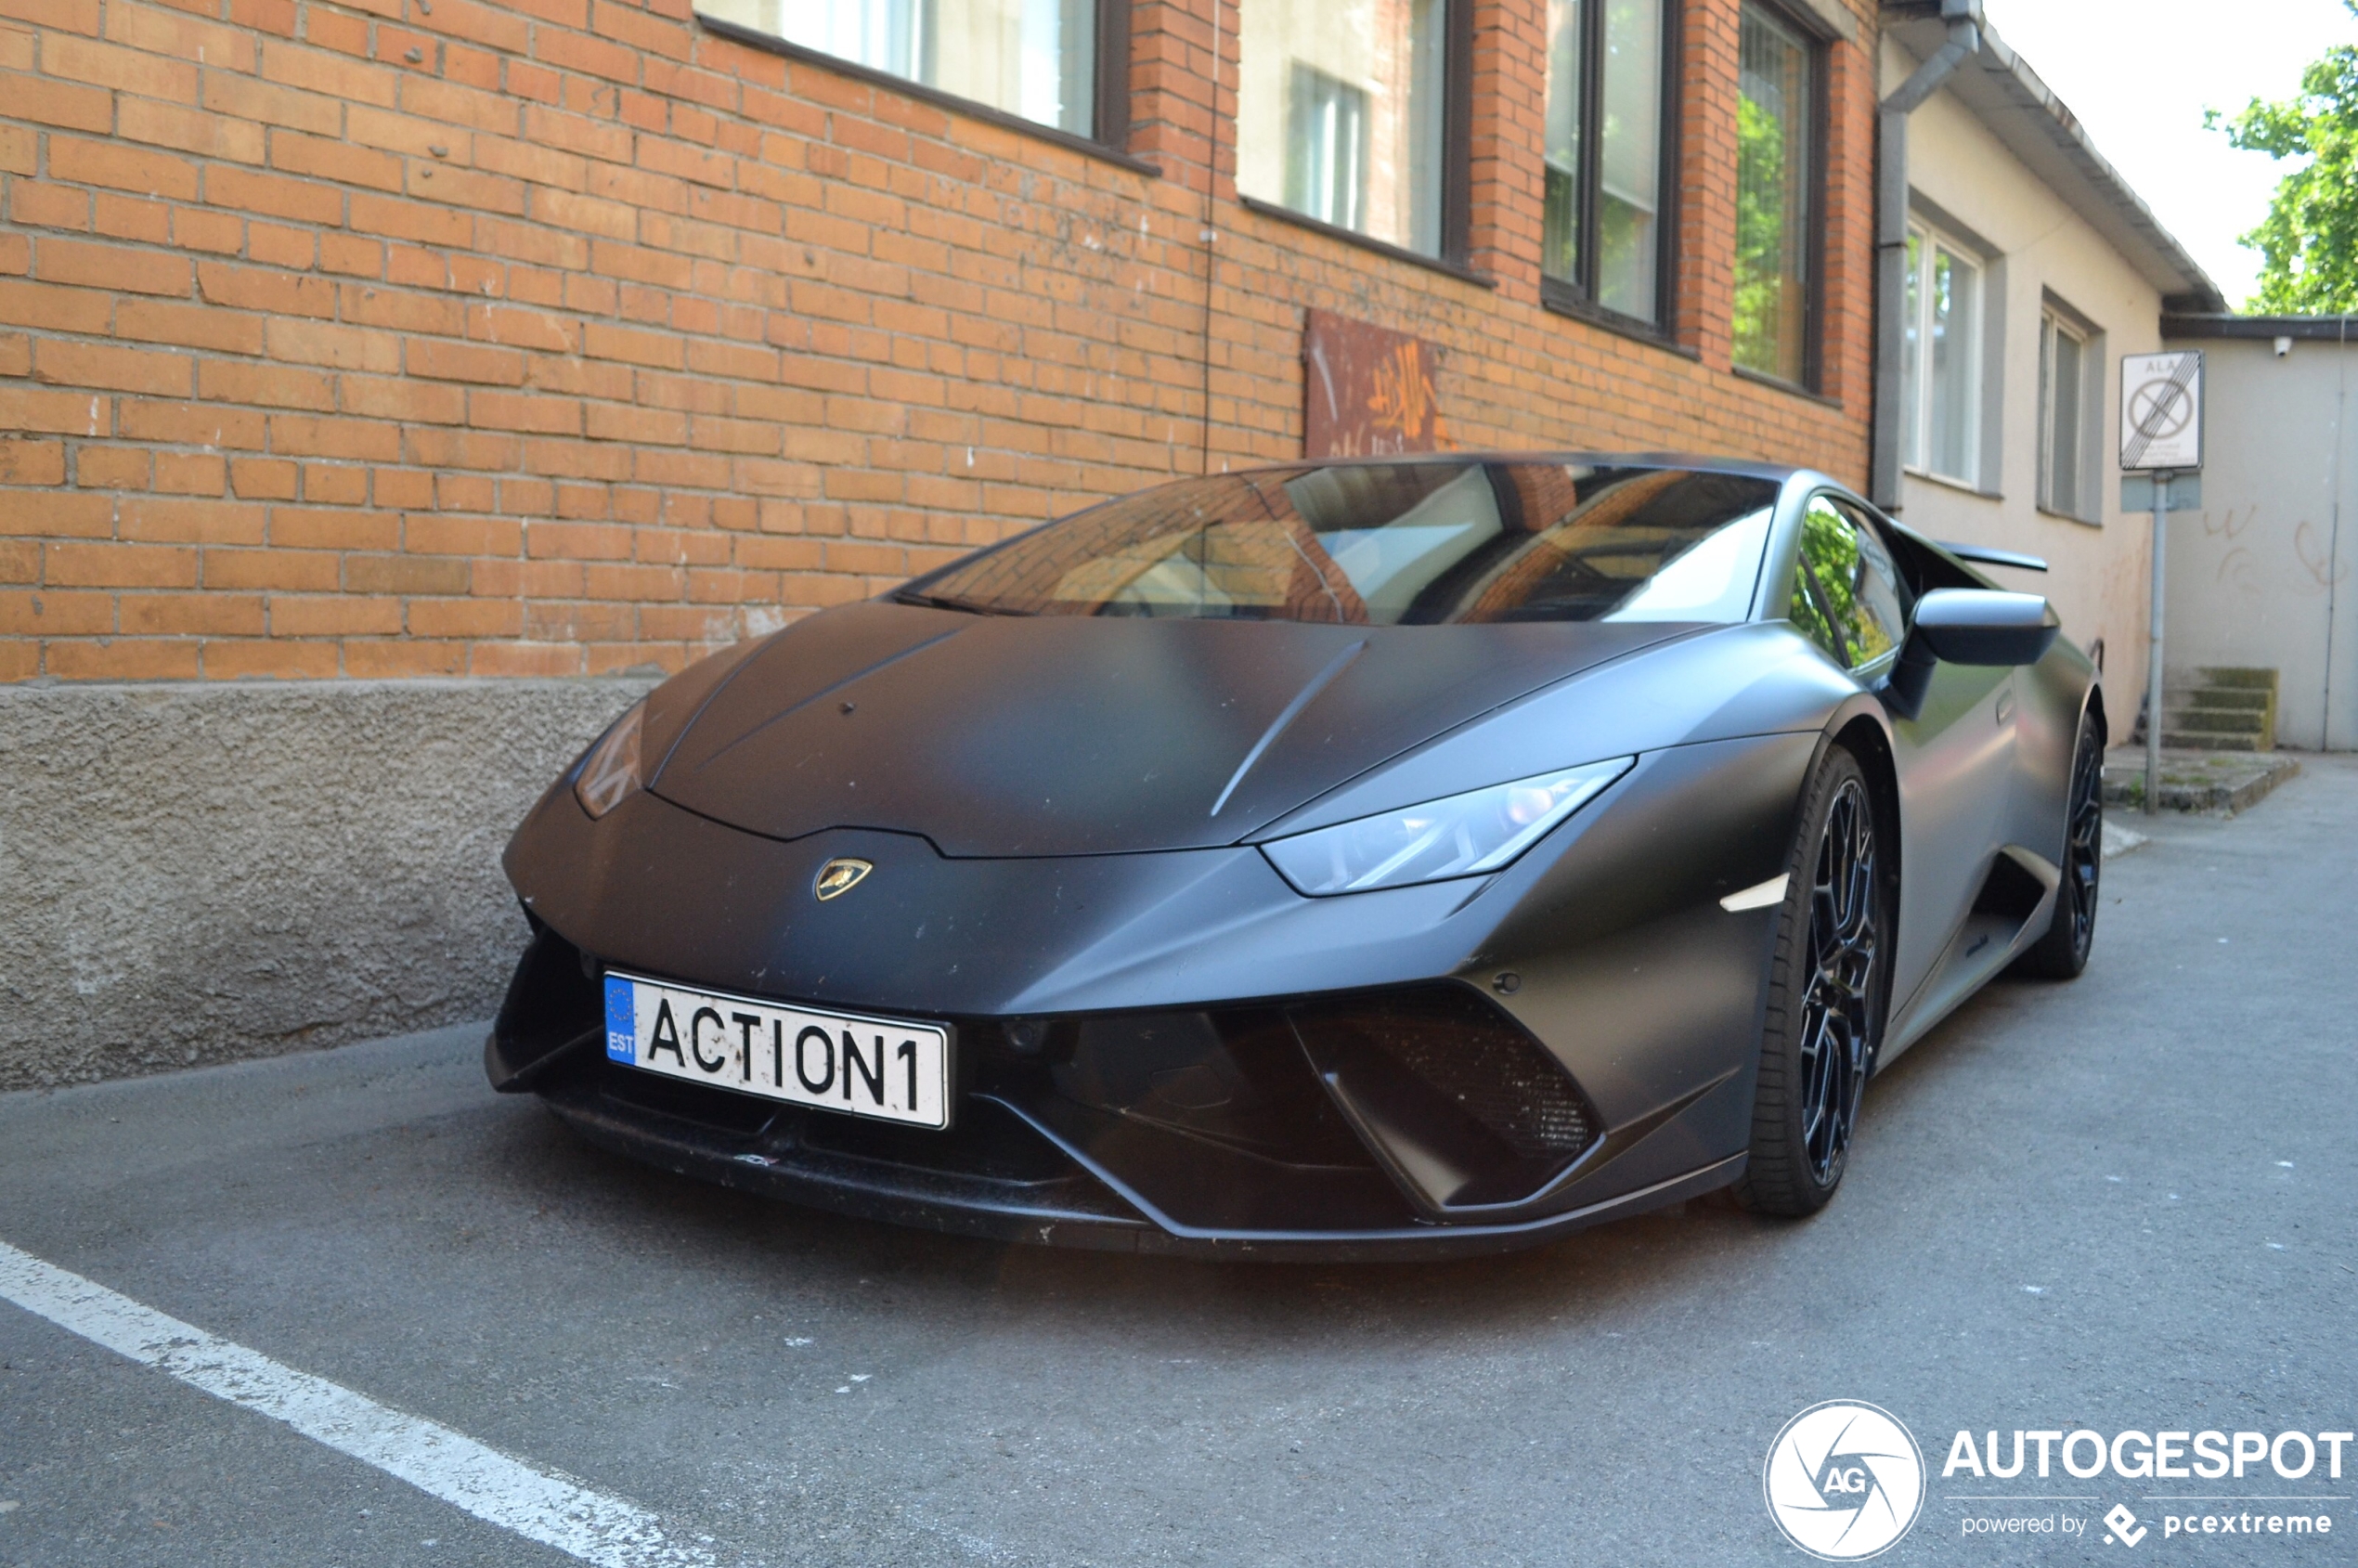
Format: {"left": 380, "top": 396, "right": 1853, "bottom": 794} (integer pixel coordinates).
{"left": 900, "top": 462, "right": 1781, "bottom": 625}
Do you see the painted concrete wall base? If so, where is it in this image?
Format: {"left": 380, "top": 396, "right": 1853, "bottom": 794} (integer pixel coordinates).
{"left": 0, "top": 678, "right": 654, "bottom": 1090}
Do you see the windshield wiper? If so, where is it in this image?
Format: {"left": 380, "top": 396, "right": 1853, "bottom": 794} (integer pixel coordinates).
{"left": 893, "top": 590, "right": 1023, "bottom": 616}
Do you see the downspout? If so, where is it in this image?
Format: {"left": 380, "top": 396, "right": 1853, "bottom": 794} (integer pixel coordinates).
{"left": 1872, "top": 0, "right": 1983, "bottom": 509}
{"left": 2326, "top": 313, "right": 2347, "bottom": 748}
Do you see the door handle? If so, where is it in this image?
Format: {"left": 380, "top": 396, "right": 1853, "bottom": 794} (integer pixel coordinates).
{"left": 1995, "top": 687, "right": 2015, "bottom": 724}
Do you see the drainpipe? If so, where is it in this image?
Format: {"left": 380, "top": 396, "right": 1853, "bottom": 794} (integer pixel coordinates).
{"left": 1872, "top": 0, "right": 1983, "bottom": 510}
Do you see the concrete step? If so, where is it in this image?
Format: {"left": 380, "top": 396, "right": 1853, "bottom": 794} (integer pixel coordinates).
{"left": 2169, "top": 687, "right": 2273, "bottom": 712}
{"left": 2143, "top": 666, "right": 2280, "bottom": 753}
{"left": 2197, "top": 666, "right": 2280, "bottom": 692}
{"left": 2166, "top": 705, "right": 2270, "bottom": 735}
{"left": 2103, "top": 747, "right": 2300, "bottom": 813}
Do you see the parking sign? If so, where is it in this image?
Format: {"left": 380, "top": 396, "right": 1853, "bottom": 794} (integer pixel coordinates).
{"left": 2119, "top": 350, "right": 2203, "bottom": 471}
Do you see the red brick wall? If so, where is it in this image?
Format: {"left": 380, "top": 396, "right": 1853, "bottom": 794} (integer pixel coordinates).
{"left": 0, "top": 0, "right": 1876, "bottom": 680}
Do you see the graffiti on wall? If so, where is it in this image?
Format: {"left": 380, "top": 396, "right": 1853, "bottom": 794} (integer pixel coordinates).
{"left": 1302, "top": 309, "right": 1447, "bottom": 459}
{"left": 2204, "top": 505, "right": 2351, "bottom": 598}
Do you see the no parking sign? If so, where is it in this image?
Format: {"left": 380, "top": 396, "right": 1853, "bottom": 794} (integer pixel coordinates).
{"left": 2120, "top": 350, "right": 2203, "bottom": 471}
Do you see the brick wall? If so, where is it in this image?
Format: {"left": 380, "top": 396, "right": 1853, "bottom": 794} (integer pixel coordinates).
{"left": 1, "top": 0, "right": 1876, "bottom": 681}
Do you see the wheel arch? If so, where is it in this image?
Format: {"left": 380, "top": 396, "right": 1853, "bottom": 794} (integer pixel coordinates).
{"left": 1827, "top": 708, "right": 1902, "bottom": 898}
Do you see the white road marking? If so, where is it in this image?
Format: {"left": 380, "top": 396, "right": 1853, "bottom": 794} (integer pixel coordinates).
{"left": 2101, "top": 820, "right": 2148, "bottom": 861}
{"left": 0, "top": 1239, "right": 716, "bottom": 1568}
{"left": 1719, "top": 874, "right": 1789, "bottom": 913}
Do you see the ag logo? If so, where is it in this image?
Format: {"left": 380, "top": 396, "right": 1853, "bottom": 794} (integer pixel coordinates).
{"left": 812, "top": 857, "right": 873, "bottom": 901}
{"left": 1764, "top": 1401, "right": 1925, "bottom": 1560}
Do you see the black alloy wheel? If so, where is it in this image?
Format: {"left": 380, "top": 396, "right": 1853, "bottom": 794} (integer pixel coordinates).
{"left": 1796, "top": 777, "right": 1878, "bottom": 1185}
{"left": 2016, "top": 709, "right": 2104, "bottom": 979}
{"left": 1737, "top": 746, "right": 1890, "bottom": 1217}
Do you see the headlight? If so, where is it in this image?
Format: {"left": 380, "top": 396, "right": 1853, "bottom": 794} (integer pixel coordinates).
{"left": 1261, "top": 757, "right": 1634, "bottom": 896}
{"left": 573, "top": 700, "right": 646, "bottom": 820}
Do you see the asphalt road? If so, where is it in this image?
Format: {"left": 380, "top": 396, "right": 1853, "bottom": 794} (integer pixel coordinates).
{"left": 4, "top": 759, "right": 2353, "bottom": 1568}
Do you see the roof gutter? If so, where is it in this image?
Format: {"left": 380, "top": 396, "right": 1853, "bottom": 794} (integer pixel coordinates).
{"left": 1872, "top": 0, "right": 1982, "bottom": 510}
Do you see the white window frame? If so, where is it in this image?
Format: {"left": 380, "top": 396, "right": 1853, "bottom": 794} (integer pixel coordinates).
{"left": 1899, "top": 221, "right": 1985, "bottom": 489}
{"left": 2038, "top": 306, "right": 2100, "bottom": 524}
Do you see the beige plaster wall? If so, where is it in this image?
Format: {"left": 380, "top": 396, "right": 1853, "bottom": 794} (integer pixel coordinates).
{"left": 1885, "top": 42, "right": 2166, "bottom": 719}
{"left": 2156, "top": 335, "right": 2358, "bottom": 750}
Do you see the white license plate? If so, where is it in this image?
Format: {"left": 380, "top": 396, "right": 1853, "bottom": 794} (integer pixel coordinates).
{"left": 603, "top": 971, "right": 952, "bottom": 1130}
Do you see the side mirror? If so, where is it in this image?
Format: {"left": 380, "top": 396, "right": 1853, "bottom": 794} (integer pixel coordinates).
{"left": 1910, "top": 589, "right": 2057, "bottom": 667}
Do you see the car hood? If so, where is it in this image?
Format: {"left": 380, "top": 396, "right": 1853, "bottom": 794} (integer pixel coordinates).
{"left": 647, "top": 601, "right": 1688, "bottom": 856}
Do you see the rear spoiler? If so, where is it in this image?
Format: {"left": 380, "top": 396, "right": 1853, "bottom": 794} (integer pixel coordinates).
{"left": 1937, "top": 540, "right": 2048, "bottom": 573}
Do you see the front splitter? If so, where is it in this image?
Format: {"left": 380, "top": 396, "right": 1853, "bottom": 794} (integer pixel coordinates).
{"left": 538, "top": 1076, "right": 1745, "bottom": 1262}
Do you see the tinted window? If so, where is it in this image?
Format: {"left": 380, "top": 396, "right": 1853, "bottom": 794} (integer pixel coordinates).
{"left": 1237, "top": 0, "right": 1448, "bottom": 256}
{"left": 903, "top": 463, "right": 1782, "bottom": 626}
{"left": 693, "top": 0, "right": 1098, "bottom": 137}
{"left": 1788, "top": 495, "right": 1911, "bottom": 669}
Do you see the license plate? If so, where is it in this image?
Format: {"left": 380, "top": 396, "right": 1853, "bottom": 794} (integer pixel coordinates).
{"left": 603, "top": 970, "right": 952, "bottom": 1130}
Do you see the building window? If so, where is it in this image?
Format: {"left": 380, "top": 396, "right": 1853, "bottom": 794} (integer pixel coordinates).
{"left": 700, "top": 0, "right": 1104, "bottom": 138}
{"left": 1239, "top": 0, "right": 1451, "bottom": 257}
{"left": 1898, "top": 225, "right": 1983, "bottom": 486}
{"left": 1731, "top": 2, "right": 1816, "bottom": 385}
{"left": 1542, "top": 0, "right": 1671, "bottom": 323}
{"left": 2040, "top": 311, "right": 2093, "bottom": 519}
{"left": 1288, "top": 66, "right": 1370, "bottom": 230}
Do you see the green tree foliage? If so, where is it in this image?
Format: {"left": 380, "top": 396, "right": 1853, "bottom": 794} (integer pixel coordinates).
{"left": 1788, "top": 505, "right": 1859, "bottom": 664}
{"left": 2211, "top": 6, "right": 2358, "bottom": 313}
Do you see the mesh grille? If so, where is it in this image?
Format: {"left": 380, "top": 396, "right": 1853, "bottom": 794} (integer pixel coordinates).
{"left": 1371, "top": 1019, "right": 1592, "bottom": 1160}
{"left": 1292, "top": 987, "right": 1596, "bottom": 1165}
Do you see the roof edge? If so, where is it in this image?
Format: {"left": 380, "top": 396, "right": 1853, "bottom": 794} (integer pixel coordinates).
{"left": 2164, "top": 314, "right": 2358, "bottom": 342}
{"left": 1883, "top": 3, "right": 2230, "bottom": 314}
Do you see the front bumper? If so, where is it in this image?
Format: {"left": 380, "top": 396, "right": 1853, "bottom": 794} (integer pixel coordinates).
{"left": 492, "top": 732, "right": 1814, "bottom": 1256}
{"left": 489, "top": 917, "right": 1752, "bottom": 1260}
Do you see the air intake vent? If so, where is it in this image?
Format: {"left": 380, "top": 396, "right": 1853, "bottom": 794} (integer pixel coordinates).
{"left": 1289, "top": 985, "right": 1599, "bottom": 1212}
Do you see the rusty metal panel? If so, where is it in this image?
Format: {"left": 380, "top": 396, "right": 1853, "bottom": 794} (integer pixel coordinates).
{"left": 1302, "top": 308, "right": 1447, "bottom": 460}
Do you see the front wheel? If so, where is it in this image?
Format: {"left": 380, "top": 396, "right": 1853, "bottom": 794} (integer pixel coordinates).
{"left": 1735, "top": 746, "right": 1893, "bottom": 1218}
{"left": 2014, "top": 708, "right": 2103, "bottom": 979}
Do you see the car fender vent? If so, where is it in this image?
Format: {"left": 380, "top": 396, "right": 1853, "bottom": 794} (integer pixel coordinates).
{"left": 1289, "top": 984, "right": 1599, "bottom": 1212}
{"left": 1972, "top": 847, "right": 2055, "bottom": 931}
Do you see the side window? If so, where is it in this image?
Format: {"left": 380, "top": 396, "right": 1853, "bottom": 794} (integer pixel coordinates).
{"left": 1788, "top": 496, "right": 1911, "bottom": 671}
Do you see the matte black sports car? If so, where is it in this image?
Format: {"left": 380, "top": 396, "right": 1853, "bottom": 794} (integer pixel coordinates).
{"left": 486, "top": 456, "right": 2105, "bottom": 1259}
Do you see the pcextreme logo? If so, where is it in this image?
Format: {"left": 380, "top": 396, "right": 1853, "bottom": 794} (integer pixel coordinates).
{"left": 1764, "top": 1401, "right": 1927, "bottom": 1561}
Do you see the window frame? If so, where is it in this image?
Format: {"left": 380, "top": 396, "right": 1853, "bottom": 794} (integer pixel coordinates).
{"left": 2037, "top": 301, "right": 2104, "bottom": 525}
{"left": 694, "top": 0, "right": 1141, "bottom": 171}
{"left": 1898, "top": 217, "right": 1987, "bottom": 489}
{"left": 1234, "top": 0, "right": 1478, "bottom": 273}
{"left": 1537, "top": 0, "right": 1684, "bottom": 335}
{"left": 1729, "top": 0, "right": 1828, "bottom": 393}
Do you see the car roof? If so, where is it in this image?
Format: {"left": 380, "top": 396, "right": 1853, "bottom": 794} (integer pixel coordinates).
{"left": 1213, "top": 450, "right": 1812, "bottom": 485}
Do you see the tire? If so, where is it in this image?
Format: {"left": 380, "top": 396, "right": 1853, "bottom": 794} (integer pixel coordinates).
{"left": 2014, "top": 707, "right": 2104, "bottom": 979}
{"left": 1735, "top": 746, "right": 1894, "bottom": 1218}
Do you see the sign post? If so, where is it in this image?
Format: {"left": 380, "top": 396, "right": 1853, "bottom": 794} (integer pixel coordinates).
{"left": 2119, "top": 350, "right": 2204, "bottom": 815}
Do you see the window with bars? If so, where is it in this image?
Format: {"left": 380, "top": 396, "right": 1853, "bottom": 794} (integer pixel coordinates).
{"left": 1731, "top": 4, "right": 1818, "bottom": 385}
